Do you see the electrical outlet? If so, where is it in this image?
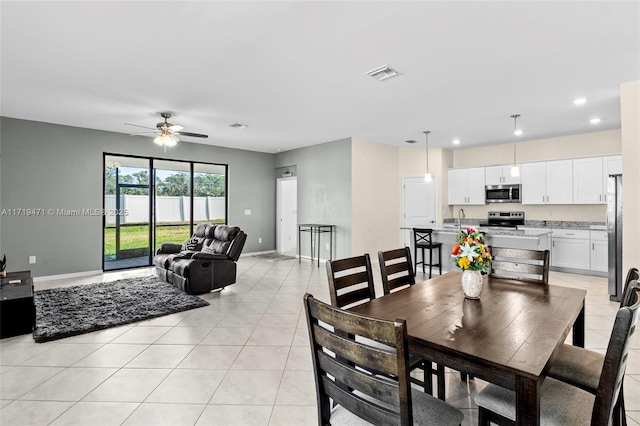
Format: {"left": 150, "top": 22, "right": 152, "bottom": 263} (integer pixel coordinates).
{"left": 258, "top": 238, "right": 262, "bottom": 243}
{"left": 29, "top": 256, "right": 36, "bottom": 264}
{"left": 244, "top": 209, "right": 252, "bottom": 215}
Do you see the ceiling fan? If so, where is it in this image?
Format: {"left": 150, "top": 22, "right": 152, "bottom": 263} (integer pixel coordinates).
{"left": 125, "top": 112, "right": 208, "bottom": 148}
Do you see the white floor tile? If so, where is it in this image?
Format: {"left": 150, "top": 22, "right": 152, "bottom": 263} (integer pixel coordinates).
{"left": 145, "top": 369, "right": 226, "bottom": 404}
{"left": 49, "top": 401, "right": 139, "bottom": 426}
{"left": 123, "top": 402, "right": 206, "bottom": 426}
{"left": 83, "top": 368, "right": 171, "bottom": 402}
{"left": 0, "top": 400, "right": 74, "bottom": 425}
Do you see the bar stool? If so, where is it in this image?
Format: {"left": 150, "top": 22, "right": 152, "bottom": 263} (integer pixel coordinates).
{"left": 413, "top": 228, "right": 442, "bottom": 279}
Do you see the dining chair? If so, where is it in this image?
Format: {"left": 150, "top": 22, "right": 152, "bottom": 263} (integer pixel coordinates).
{"left": 546, "top": 267, "right": 640, "bottom": 426}
{"left": 413, "top": 228, "right": 442, "bottom": 279}
{"left": 327, "top": 254, "right": 437, "bottom": 397}
{"left": 378, "top": 247, "right": 447, "bottom": 400}
{"left": 326, "top": 254, "right": 376, "bottom": 309}
{"left": 488, "top": 246, "right": 550, "bottom": 285}
{"left": 303, "top": 293, "right": 464, "bottom": 426}
{"left": 474, "top": 283, "right": 640, "bottom": 426}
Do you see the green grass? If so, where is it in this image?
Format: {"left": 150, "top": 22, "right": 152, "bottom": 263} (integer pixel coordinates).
{"left": 104, "top": 221, "right": 226, "bottom": 256}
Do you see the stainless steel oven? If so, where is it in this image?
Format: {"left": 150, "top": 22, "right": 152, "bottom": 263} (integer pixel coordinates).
{"left": 485, "top": 184, "right": 521, "bottom": 203}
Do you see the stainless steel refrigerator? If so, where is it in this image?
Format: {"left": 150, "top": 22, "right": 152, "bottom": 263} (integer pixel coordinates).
{"left": 607, "top": 174, "right": 623, "bottom": 301}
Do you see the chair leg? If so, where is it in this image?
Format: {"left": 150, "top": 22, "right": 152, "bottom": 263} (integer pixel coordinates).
{"left": 437, "top": 364, "right": 446, "bottom": 400}
{"left": 438, "top": 246, "right": 442, "bottom": 275}
{"left": 423, "top": 361, "right": 433, "bottom": 396}
{"left": 429, "top": 247, "right": 433, "bottom": 279}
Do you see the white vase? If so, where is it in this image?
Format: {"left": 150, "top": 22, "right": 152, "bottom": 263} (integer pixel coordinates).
{"left": 461, "top": 270, "right": 483, "bottom": 299}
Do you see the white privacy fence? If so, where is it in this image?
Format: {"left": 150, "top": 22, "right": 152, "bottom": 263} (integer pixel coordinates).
{"left": 105, "top": 195, "right": 225, "bottom": 225}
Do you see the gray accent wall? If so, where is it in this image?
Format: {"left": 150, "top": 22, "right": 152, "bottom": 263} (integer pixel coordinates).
{"left": 0, "top": 117, "right": 275, "bottom": 276}
{"left": 275, "top": 138, "right": 352, "bottom": 260}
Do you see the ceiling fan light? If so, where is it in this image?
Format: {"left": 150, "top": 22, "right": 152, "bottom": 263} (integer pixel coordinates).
{"left": 169, "top": 124, "right": 184, "bottom": 132}
{"left": 165, "top": 134, "right": 179, "bottom": 146}
{"left": 153, "top": 135, "right": 165, "bottom": 146}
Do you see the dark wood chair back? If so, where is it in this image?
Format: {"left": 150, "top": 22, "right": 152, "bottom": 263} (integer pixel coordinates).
{"left": 326, "top": 254, "right": 376, "bottom": 308}
{"left": 303, "top": 293, "right": 413, "bottom": 426}
{"left": 489, "top": 247, "right": 550, "bottom": 285}
{"left": 378, "top": 247, "right": 416, "bottom": 295}
{"left": 413, "top": 228, "right": 435, "bottom": 248}
{"left": 592, "top": 282, "right": 640, "bottom": 425}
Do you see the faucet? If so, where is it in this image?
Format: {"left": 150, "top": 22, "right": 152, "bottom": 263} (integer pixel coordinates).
{"left": 457, "top": 208, "right": 466, "bottom": 230}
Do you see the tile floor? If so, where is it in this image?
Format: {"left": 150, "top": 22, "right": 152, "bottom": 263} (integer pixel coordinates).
{"left": 0, "top": 257, "right": 638, "bottom": 425}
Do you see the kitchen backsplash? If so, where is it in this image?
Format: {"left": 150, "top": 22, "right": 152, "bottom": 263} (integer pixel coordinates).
{"left": 445, "top": 204, "right": 606, "bottom": 223}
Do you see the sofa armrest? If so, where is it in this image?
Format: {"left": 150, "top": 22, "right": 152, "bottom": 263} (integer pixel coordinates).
{"left": 156, "top": 243, "right": 183, "bottom": 255}
{"left": 192, "top": 252, "right": 228, "bottom": 260}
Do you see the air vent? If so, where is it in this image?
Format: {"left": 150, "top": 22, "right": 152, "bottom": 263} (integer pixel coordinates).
{"left": 365, "top": 65, "right": 399, "bottom": 81}
{"left": 405, "top": 140, "right": 418, "bottom": 144}
{"left": 230, "top": 123, "right": 248, "bottom": 129}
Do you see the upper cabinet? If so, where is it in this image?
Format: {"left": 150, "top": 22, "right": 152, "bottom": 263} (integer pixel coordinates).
{"left": 521, "top": 160, "right": 573, "bottom": 204}
{"left": 573, "top": 157, "right": 604, "bottom": 204}
{"left": 573, "top": 155, "right": 622, "bottom": 204}
{"left": 448, "top": 167, "right": 485, "bottom": 205}
{"left": 485, "top": 165, "right": 521, "bottom": 185}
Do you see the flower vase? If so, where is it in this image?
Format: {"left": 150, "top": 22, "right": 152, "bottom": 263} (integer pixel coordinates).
{"left": 461, "top": 270, "right": 483, "bottom": 299}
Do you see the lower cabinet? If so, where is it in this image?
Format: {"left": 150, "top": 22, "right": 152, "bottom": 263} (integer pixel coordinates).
{"left": 552, "top": 232, "right": 591, "bottom": 270}
{"left": 590, "top": 230, "right": 608, "bottom": 273}
{"left": 551, "top": 229, "right": 608, "bottom": 273}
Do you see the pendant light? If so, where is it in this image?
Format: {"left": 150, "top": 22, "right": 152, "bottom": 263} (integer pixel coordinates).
{"left": 510, "top": 114, "right": 521, "bottom": 177}
{"left": 423, "top": 130, "right": 432, "bottom": 182}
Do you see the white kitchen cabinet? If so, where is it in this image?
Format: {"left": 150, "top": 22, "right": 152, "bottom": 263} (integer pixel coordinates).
{"left": 551, "top": 229, "right": 590, "bottom": 270}
{"left": 573, "top": 157, "right": 604, "bottom": 204}
{"left": 603, "top": 155, "right": 622, "bottom": 176}
{"left": 603, "top": 155, "right": 622, "bottom": 204}
{"left": 485, "top": 165, "right": 521, "bottom": 185}
{"left": 448, "top": 167, "right": 485, "bottom": 205}
{"left": 590, "top": 230, "right": 608, "bottom": 273}
{"left": 522, "top": 160, "right": 573, "bottom": 205}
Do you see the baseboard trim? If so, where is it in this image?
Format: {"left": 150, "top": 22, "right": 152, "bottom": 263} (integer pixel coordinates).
{"left": 242, "top": 250, "right": 277, "bottom": 257}
{"left": 33, "top": 269, "right": 105, "bottom": 283}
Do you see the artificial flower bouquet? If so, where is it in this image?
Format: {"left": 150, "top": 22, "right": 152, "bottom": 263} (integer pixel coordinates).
{"left": 451, "top": 227, "right": 491, "bottom": 273}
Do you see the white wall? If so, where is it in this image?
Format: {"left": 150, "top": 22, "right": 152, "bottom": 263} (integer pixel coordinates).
{"left": 621, "top": 80, "right": 640, "bottom": 275}
{"left": 351, "top": 138, "right": 400, "bottom": 257}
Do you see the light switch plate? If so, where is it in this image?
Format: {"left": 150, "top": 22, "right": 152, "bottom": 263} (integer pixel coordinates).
{"left": 244, "top": 210, "right": 252, "bottom": 215}
{"left": 29, "top": 256, "right": 36, "bottom": 264}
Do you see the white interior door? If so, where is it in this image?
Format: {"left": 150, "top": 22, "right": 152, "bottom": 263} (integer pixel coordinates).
{"left": 402, "top": 176, "right": 437, "bottom": 248}
{"left": 277, "top": 177, "right": 297, "bottom": 254}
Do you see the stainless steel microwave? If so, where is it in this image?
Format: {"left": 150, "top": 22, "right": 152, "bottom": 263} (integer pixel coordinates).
{"left": 485, "top": 184, "right": 521, "bottom": 203}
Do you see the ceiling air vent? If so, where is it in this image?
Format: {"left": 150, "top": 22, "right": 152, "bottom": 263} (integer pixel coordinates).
{"left": 405, "top": 140, "right": 418, "bottom": 144}
{"left": 230, "top": 123, "right": 248, "bottom": 129}
{"left": 365, "top": 65, "right": 399, "bottom": 81}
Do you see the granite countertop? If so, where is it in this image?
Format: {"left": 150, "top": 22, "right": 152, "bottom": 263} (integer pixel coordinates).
{"left": 440, "top": 219, "right": 606, "bottom": 231}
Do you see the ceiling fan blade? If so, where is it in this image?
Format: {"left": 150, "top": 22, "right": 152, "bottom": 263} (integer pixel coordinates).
{"left": 175, "top": 131, "right": 208, "bottom": 138}
{"left": 129, "top": 132, "right": 159, "bottom": 136}
{"left": 124, "top": 123, "right": 157, "bottom": 131}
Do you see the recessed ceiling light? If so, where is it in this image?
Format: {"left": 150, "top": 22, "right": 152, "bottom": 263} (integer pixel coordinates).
{"left": 514, "top": 129, "right": 523, "bottom": 136}
{"left": 452, "top": 139, "right": 460, "bottom": 145}
{"left": 574, "top": 97, "right": 587, "bottom": 105}
{"left": 230, "top": 123, "right": 248, "bottom": 129}
{"left": 590, "top": 117, "right": 601, "bottom": 124}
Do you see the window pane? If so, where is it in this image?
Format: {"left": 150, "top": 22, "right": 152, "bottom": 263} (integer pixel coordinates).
{"left": 194, "top": 163, "right": 227, "bottom": 225}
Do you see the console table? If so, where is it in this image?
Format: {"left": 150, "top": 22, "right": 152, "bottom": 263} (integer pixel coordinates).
{"left": 1, "top": 271, "right": 35, "bottom": 339}
{"left": 298, "top": 224, "right": 335, "bottom": 267}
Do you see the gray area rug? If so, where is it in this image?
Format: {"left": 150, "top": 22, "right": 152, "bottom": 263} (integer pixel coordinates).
{"left": 253, "top": 253, "right": 297, "bottom": 262}
{"left": 33, "top": 276, "right": 209, "bottom": 343}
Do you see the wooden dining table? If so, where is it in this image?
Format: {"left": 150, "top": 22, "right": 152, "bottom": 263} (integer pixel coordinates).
{"left": 349, "top": 272, "right": 586, "bottom": 426}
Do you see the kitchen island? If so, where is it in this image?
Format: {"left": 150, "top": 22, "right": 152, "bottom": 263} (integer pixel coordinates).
{"left": 402, "top": 226, "right": 553, "bottom": 274}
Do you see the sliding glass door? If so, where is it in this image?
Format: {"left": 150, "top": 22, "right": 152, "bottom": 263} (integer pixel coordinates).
{"left": 104, "top": 156, "right": 152, "bottom": 270}
{"left": 103, "top": 154, "right": 227, "bottom": 271}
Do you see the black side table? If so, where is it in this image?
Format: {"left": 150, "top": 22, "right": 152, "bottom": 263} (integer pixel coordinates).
{"left": 1, "top": 271, "right": 35, "bottom": 339}
{"left": 298, "top": 224, "right": 335, "bottom": 267}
